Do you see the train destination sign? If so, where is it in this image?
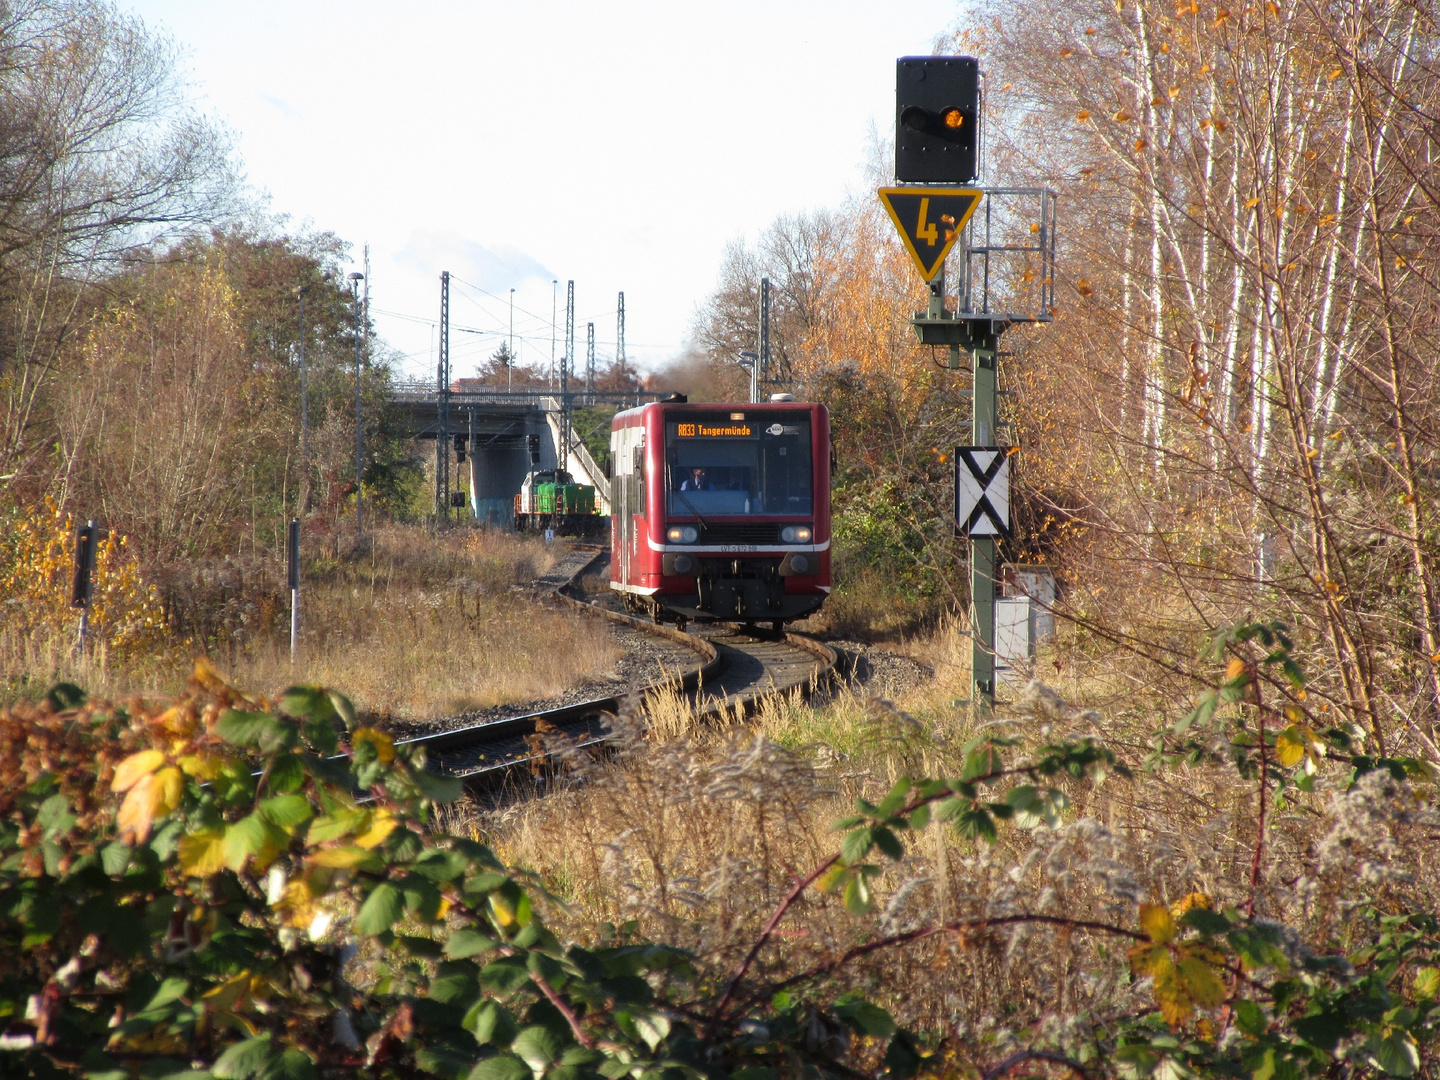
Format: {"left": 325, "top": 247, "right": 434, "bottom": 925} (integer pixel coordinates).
{"left": 674, "top": 421, "right": 756, "bottom": 438}
{"left": 877, "top": 187, "right": 983, "bottom": 281}
{"left": 955, "top": 445, "right": 1011, "bottom": 537}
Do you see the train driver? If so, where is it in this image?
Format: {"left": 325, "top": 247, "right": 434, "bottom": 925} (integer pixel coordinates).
{"left": 679, "top": 466, "right": 715, "bottom": 491}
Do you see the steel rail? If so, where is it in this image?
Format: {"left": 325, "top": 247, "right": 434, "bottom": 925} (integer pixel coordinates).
{"left": 399, "top": 544, "right": 836, "bottom": 794}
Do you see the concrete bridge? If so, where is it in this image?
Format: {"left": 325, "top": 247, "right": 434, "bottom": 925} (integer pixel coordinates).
{"left": 387, "top": 384, "right": 658, "bottom": 527}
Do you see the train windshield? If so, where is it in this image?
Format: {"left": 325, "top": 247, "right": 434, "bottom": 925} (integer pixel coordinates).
{"left": 665, "top": 413, "right": 812, "bottom": 516}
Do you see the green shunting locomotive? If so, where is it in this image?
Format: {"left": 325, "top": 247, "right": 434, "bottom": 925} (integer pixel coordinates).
{"left": 513, "top": 470, "right": 606, "bottom": 538}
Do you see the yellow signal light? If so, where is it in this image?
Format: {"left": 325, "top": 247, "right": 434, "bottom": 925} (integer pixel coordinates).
{"left": 942, "top": 108, "right": 965, "bottom": 129}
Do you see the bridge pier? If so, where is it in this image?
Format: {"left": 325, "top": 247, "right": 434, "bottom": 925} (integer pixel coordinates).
{"left": 468, "top": 438, "right": 531, "bottom": 528}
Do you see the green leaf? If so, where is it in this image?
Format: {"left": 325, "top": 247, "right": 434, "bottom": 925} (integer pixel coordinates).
{"left": 213, "top": 1035, "right": 274, "bottom": 1079}
{"left": 47, "top": 682, "right": 86, "bottom": 710}
{"left": 480, "top": 957, "right": 533, "bottom": 993}
{"left": 259, "top": 794, "right": 313, "bottom": 832}
{"left": 1368, "top": 1030, "right": 1420, "bottom": 1077}
{"left": 445, "top": 928, "right": 500, "bottom": 959}
{"left": 512, "top": 1026, "right": 563, "bottom": 1074}
{"left": 953, "top": 806, "right": 997, "bottom": 843}
{"left": 410, "top": 768, "right": 464, "bottom": 803}
{"left": 100, "top": 841, "right": 131, "bottom": 877}
{"left": 355, "top": 882, "right": 405, "bottom": 936}
{"left": 1232, "top": 998, "right": 1267, "bottom": 1037}
{"left": 216, "top": 710, "right": 296, "bottom": 753}
{"left": 840, "top": 827, "right": 875, "bottom": 865}
{"left": 961, "top": 744, "right": 1003, "bottom": 782}
{"left": 1181, "top": 908, "right": 1231, "bottom": 936}
{"left": 307, "top": 808, "right": 368, "bottom": 844}
{"left": 278, "top": 687, "right": 338, "bottom": 724}
{"left": 908, "top": 804, "right": 931, "bottom": 831}
{"left": 465, "top": 999, "right": 516, "bottom": 1047}
{"left": 274, "top": 1049, "right": 318, "bottom": 1080}
{"left": 872, "top": 826, "right": 905, "bottom": 861}
{"left": 1175, "top": 690, "right": 1218, "bottom": 733}
{"left": 467, "top": 1054, "right": 532, "bottom": 1080}
{"left": 842, "top": 871, "right": 873, "bottom": 915}
{"left": 876, "top": 778, "right": 911, "bottom": 817}
{"left": 833, "top": 995, "right": 896, "bottom": 1038}
{"left": 402, "top": 875, "right": 443, "bottom": 921}
{"left": 222, "top": 814, "right": 286, "bottom": 872}
{"left": 37, "top": 793, "right": 76, "bottom": 838}
{"left": 1414, "top": 966, "right": 1440, "bottom": 1000}
{"left": 632, "top": 1010, "right": 670, "bottom": 1051}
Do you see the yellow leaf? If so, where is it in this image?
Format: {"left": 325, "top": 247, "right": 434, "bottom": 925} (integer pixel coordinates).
{"left": 489, "top": 891, "right": 517, "bottom": 928}
{"left": 1429, "top": 653, "right": 1440, "bottom": 664}
{"left": 1077, "top": 109, "right": 1091, "bottom": 121}
{"left": 308, "top": 846, "right": 382, "bottom": 869}
{"left": 1153, "top": 958, "right": 1194, "bottom": 1026}
{"left": 193, "top": 656, "right": 229, "bottom": 692}
{"left": 352, "top": 727, "right": 395, "bottom": 765}
{"left": 355, "top": 809, "right": 397, "bottom": 850}
{"left": 202, "top": 970, "right": 252, "bottom": 1013}
{"left": 1245, "top": 197, "right": 1260, "bottom": 209}
{"left": 178, "top": 754, "right": 222, "bottom": 781}
{"left": 1225, "top": 658, "right": 1247, "bottom": 682}
{"left": 1170, "top": 892, "right": 1212, "bottom": 916}
{"left": 1061, "top": 48, "right": 1074, "bottom": 57}
{"left": 1140, "top": 902, "right": 1176, "bottom": 944}
{"left": 1113, "top": 110, "right": 1134, "bottom": 122}
{"left": 1275, "top": 727, "right": 1307, "bottom": 768}
{"left": 1177, "top": 952, "right": 1227, "bottom": 1008}
{"left": 1134, "top": 138, "right": 1148, "bottom": 151}
{"left": 1329, "top": 67, "right": 1342, "bottom": 80}
{"left": 276, "top": 878, "right": 319, "bottom": 928}
{"left": 112, "top": 750, "right": 165, "bottom": 792}
{"left": 1306, "top": 447, "right": 1320, "bottom": 459}
{"left": 178, "top": 829, "right": 226, "bottom": 876}
{"left": 154, "top": 767, "right": 183, "bottom": 815}
{"left": 117, "top": 773, "right": 165, "bottom": 843}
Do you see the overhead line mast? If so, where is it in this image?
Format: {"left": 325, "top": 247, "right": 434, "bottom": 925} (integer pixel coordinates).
{"left": 562, "top": 280, "right": 574, "bottom": 472}
{"left": 616, "top": 292, "right": 626, "bottom": 381}
{"left": 437, "top": 270, "right": 451, "bottom": 521}
{"left": 586, "top": 322, "right": 595, "bottom": 398}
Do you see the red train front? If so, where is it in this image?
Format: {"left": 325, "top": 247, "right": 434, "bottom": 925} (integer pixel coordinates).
{"left": 609, "top": 398, "right": 831, "bottom": 629}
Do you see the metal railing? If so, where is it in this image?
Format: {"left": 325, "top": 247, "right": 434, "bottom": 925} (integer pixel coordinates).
{"left": 956, "top": 187, "right": 1058, "bottom": 324}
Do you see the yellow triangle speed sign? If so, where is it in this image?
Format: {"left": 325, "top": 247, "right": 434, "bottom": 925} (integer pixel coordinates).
{"left": 878, "top": 186, "right": 983, "bottom": 282}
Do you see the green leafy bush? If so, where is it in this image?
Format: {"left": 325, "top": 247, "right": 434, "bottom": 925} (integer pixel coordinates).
{"left": 2, "top": 634, "right": 1437, "bottom": 1078}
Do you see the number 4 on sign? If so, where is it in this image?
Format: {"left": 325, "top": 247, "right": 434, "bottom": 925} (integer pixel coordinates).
{"left": 878, "top": 187, "right": 984, "bottom": 282}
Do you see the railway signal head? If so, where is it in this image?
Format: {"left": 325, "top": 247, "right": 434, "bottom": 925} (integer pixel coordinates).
{"left": 896, "top": 55, "right": 980, "bottom": 183}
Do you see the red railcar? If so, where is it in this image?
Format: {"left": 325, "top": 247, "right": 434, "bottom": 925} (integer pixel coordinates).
{"left": 609, "top": 398, "right": 831, "bottom": 630}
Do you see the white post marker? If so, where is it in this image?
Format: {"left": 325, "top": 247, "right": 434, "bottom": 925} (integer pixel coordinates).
{"left": 287, "top": 517, "right": 300, "bottom": 664}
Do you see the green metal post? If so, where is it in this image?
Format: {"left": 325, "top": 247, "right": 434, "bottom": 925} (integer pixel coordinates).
{"left": 971, "top": 330, "right": 999, "bottom": 711}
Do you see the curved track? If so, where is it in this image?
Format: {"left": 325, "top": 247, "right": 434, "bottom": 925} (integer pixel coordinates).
{"left": 398, "top": 545, "right": 836, "bottom": 792}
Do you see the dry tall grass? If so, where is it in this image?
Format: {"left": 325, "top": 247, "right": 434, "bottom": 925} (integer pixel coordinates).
{"left": 2, "top": 525, "right": 620, "bottom": 719}
{"left": 477, "top": 632, "right": 1438, "bottom": 1064}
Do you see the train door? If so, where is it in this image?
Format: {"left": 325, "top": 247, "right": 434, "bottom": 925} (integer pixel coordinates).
{"left": 612, "top": 424, "right": 639, "bottom": 585}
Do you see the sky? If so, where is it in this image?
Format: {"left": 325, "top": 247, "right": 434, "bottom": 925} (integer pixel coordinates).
{"left": 123, "top": 1, "right": 960, "bottom": 383}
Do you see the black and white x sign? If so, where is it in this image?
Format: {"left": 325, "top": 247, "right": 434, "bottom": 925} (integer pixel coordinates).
{"left": 955, "top": 446, "right": 1012, "bottom": 537}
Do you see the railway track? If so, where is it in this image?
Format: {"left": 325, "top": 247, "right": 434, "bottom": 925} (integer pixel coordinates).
{"left": 396, "top": 544, "right": 836, "bottom": 793}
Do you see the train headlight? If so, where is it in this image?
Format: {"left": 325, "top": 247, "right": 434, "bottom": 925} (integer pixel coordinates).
{"left": 667, "top": 525, "right": 699, "bottom": 543}
{"left": 673, "top": 554, "right": 693, "bottom": 574}
{"left": 790, "top": 555, "right": 809, "bottom": 574}
{"left": 781, "top": 525, "right": 813, "bottom": 543}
